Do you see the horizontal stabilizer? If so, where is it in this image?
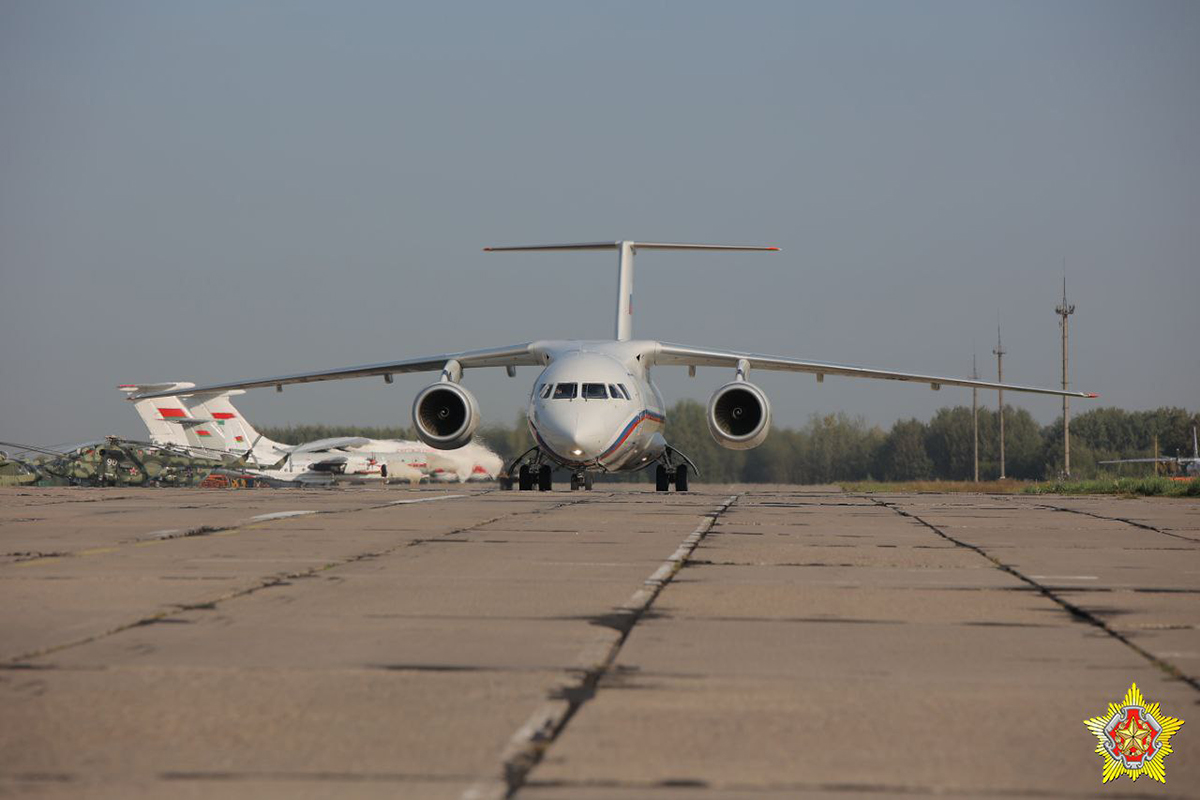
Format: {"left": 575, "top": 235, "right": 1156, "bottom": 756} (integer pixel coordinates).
{"left": 484, "top": 241, "right": 779, "bottom": 252}
{"left": 485, "top": 241, "right": 779, "bottom": 340}
{"left": 118, "top": 382, "right": 196, "bottom": 396}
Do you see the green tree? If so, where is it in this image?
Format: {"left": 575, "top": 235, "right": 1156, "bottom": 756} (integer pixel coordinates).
{"left": 874, "top": 418, "right": 933, "bottom": 480}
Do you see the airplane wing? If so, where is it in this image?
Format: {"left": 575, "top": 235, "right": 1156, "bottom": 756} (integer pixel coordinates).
{"left": 133, "top": 343, "right": 544, "bottom": 399}
{"left": 652, "top": 342, "right": 1097, "bottom": 398}
{"left": 1097, "top": 457, "right": 1180, "bottom": 465}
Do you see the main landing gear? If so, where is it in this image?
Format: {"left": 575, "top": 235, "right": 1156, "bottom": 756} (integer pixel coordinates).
{"left": 652, "top": 445, "right": 697, "bottom": 492}
{"left": 655, "top": 464, "right": 688, "bottom": 492}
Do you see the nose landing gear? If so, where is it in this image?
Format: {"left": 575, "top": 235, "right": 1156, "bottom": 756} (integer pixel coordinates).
{"left": 570, "top": 472, "right": 594, "bottom": 491}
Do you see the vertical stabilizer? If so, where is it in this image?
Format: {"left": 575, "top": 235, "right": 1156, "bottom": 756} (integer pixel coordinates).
{"left": 119, "top": 383, "right": 197, "bottom": 447}
{"left": 186, "top": 392, "right": 286, "bottom": 462}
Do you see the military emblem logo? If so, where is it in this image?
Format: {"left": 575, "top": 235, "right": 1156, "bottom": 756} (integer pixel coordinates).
{"left": 1084, "top": 682, "right": 1184, "bottom": 783}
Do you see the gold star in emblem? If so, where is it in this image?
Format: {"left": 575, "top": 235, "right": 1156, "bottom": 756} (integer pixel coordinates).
{"left": 1113, "top": 716, "right": 1152, "bottom": 757}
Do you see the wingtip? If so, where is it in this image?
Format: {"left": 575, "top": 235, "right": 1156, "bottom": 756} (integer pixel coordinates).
{"left": 767, "top": 247, "right": 781, "bottom": 251}
{"left": 482, "top": 247, "right": 493, "bottom": 252}
{"left": 1086, "top": 393, "right": 1100, "bottom": 398}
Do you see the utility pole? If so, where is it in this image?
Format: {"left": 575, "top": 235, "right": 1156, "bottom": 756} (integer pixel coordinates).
{"left": 1055, "top": 266, "right": 1076, "bottom": 477}
{"left": 993, "top": 321, "right": 1006, "bottom": 480}
{"left": 971, "top": 351, "right": 979, "bottom": 483}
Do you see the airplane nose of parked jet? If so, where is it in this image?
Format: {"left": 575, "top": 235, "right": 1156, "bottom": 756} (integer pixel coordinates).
{"left": 537, "top": 405, "right": 607, "bottom": 462}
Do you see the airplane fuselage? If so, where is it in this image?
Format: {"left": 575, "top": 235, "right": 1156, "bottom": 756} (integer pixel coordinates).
{"left": 524, "top": 341, "right": 667, "bottom": 473}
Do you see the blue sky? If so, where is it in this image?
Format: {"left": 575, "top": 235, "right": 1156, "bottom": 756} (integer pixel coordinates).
{"left": 2, "top": 1, "right": 1197, "bottom": 445}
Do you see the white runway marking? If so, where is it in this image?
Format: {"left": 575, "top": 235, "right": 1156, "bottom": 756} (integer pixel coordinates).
{"left": 248, "top": 511, "right": 318, "bottom": 522}
{"left": 386, "top": 494, "right": 467, "bottom": 506}
{"left": 463, "top": 495, "right": 739, "bottom": 800}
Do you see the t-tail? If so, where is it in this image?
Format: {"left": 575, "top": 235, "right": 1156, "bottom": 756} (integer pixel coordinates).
{"left": 483, "top": 241, "right": 779, "bottom": 340}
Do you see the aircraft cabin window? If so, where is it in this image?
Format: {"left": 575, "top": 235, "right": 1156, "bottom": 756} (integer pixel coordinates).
{"left": 617, "top": 384, "right": 631, "bottom": 400}
{"left": 552, "top": 383, "right": 578, "bottom": 399}
{"left": 582, "top": 383, "right": 608, "bottom": 399}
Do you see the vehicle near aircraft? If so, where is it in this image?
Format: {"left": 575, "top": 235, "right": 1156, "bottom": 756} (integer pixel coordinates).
{"left": 135, "top": 240, "right": 1098, "bottom": 492}
{"left": 1099, "top": 427, "right": 1200, "bottom": 478}
{"left": 120, "top": 384, "right": 501, "bottom": 484}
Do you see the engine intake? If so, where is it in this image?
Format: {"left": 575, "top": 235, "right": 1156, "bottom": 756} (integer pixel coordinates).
{"left": 412, "top": 383, "right": 480, "bottom": 450}
{"left": 707, "top": 381, "right": 771, "bottom": 450}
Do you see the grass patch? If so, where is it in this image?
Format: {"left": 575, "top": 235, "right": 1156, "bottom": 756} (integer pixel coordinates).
{"left": 842, "top": 480, "right": 1026, "bottom": 494}
{"left": 842, "top": 477, "right": 1200, "bottom": 497}
{"left": 1021, "top": 476, "right": 1200, "bottom": 498}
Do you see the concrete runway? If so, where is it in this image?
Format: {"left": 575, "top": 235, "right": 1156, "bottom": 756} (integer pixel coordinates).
{"left": 1, "top": 484, "right": 1197, "bottom": 798}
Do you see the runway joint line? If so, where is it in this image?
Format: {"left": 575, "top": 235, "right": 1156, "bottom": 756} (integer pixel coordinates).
{"left": 464, "top": 494, "right": 740, "bottom": 800}
{"left": 1027, "top": 500, "right": 1198, "bottom": 543}
{"left": 865, "top": 496, "right": 1200, "bottom": 694}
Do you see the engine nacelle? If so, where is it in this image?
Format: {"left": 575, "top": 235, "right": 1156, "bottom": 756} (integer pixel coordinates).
{"left": 412, "top": 383, "right": 480, "bottom": 450}
{"left": 707, "top": 381, "right": 771, "bottom": 450}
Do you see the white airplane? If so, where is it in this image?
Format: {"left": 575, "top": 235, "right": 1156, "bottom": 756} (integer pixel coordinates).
{"left": 135, "top": 241, "right": 1098, "bottom": 492}
{"left": 1099, "top": 427, "right": 1199, "bottom": 478}
{"left": 120, "top": 384, "right": 501, "bottom": 484}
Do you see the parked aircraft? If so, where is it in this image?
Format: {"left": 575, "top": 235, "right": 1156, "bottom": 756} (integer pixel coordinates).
{"left": 1099, "top": 427, "right": 1200, "bottom": 478}
{"left": 120, "top": 384, "right": 501, "bottom": 484}
{"left": 0, "top": 437, "right": 248, "bottom": 488}
{"left": 136, "top": 241, "right": 1097, "bottom": 492}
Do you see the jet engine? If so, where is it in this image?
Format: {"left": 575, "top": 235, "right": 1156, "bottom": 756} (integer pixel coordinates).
{"left": 412, "top": 383, "right": 480, "bottom": 450}
{"left": 707, "top": 381, "right": 771, "bottom": 450}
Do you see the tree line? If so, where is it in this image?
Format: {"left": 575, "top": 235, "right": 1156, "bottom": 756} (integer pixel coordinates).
{"left": 261, "top": 404, "right": 1198, "bottom": 483}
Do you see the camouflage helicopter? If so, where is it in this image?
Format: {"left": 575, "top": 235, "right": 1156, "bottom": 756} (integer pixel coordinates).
{"left": 0, "top": 437, "right": 254, "bottom": 488}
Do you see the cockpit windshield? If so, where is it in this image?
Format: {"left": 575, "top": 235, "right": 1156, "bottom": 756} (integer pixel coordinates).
{"left": 582, "top": 383, "right": 608, "bottom": 399}
{"left": 551, "top": 383, "right": 578, "bottom": 399}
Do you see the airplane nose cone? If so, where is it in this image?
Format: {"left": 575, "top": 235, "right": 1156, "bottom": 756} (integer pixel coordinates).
{"left": 570, "top": 417, "right": 609, "bottom": 459}
{"left": 538, "top": 406, "right": 606, "bottom": 461}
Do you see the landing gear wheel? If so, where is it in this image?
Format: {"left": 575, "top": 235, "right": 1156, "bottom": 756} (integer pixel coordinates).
{"left": 655, "top": 465, "right": 670, "bottom": 492}
{"left": 537, "top": 465, "right": 553, "bottom": 491}
{"left": 570, "top": 473, "right": 581, "bottom": 491}
{"left": 518, "top": 465, "right": 533, "bottom": 491}
{"left": 584, "top": 473, "right": 594, "bottom": 491}
{"left": 675, "top": 464, "right": 689, "bottom": 492}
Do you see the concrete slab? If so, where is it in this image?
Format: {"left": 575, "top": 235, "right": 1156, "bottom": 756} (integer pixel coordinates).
{"left": 1, "top": 484, "right": 1197, "bottom": 799}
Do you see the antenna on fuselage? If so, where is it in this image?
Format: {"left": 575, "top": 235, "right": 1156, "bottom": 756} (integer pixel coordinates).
{"left": 483, "top": 241, "right": 780, "bottom": 341}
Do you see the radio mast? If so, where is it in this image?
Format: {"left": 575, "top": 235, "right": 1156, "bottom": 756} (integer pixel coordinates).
{"left": 1055, "top": 267, "right": 1076, "bottom": 477}
{"left": 993, "top": 320, "right": 1006, "bottom": 480}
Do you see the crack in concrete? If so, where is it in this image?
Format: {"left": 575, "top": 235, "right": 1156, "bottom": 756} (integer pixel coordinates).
{"left": 1029, "top": 501, "right": 1200, "bottom": 544}
{"left": 866, "top": 497, "right": 1200, "bottom": 694}
{"left": 463, "top": 495, "right": 740, "bottom": 800}
{"left": 1, "top": 494, "right": 588, "bottom": 667}
{"left": 521, "top": 776, "right": 1188, "bottom": 798}
{"left": 4, "top": 492, "right": 483, "bottom": 566}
